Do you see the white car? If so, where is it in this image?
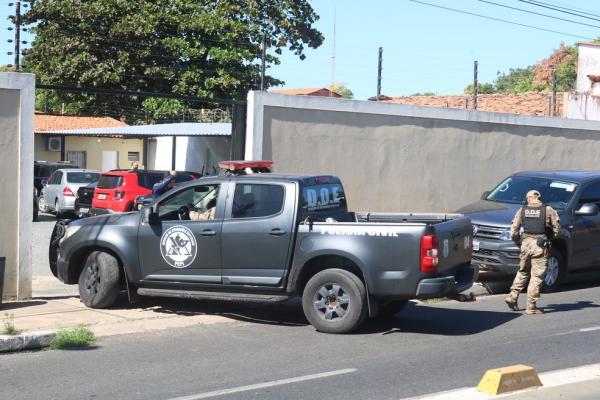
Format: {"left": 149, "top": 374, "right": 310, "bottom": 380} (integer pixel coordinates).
{"left": 39, "top": 169, "right": 100, "bottom": 218}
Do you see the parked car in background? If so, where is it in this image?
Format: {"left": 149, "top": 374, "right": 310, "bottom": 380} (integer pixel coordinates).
{"left": 75, "top": 182, "right": 98, "bottom": 218}
{"left": 34, "top": 161, "right": 76, "bottom": 195}
{"left": 457, "top": 171, "right": 600, "bottom": 292}
{"left": 39, "top": 169, "right": 100, "bottom": 218}
{"left": 91, "top": 170, "right": 201, "bottom": 215}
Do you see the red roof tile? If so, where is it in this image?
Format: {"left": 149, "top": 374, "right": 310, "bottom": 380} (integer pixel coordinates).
{"left": 271, "top": 87, "right": 342, "bottom": 97}
{"left": 35, "top": 112, "right": 128, "bottom": 133}
{"left": 384, "top": 92, "right": 565, "bottom": 117}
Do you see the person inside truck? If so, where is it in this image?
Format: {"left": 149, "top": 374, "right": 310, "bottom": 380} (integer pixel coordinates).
{"left": 189, "top": 198, "right": 216, "bottom": 221}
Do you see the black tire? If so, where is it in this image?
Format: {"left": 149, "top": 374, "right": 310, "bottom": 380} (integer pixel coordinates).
{"left": 78, "top": 251, "right": 121, "bottom": 308}
{"left": 542, "top": 248, "right": 565, "bottom": 293}
{"left": 302, "top": 268, "right": 367, "bottom": 334}
{"left": 376, "top": 300, "right": 409, "bottom": 318}
{"left": 33, "top": 204, "right": 38, "bottom": 222}
{"left": 38, "top": 194, "right": 49, "bottom": 213}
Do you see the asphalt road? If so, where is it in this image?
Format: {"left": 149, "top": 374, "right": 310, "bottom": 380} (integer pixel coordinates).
{"left": 2, "top": 284, "right": 600, "bottom": 400}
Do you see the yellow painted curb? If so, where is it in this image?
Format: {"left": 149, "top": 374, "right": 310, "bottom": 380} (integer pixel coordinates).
{"left": 477, "top": 364, "right": 542, "bottom": 395}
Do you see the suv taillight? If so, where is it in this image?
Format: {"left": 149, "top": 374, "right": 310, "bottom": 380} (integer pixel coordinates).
{"left": 114, "top": 190, "right": 125, "bottom": 200}
{"left": 420, "top": 234, "right": 439, "bottom": 273}
{"left": 63, "top": 186, "right": 75, "bottom": 197}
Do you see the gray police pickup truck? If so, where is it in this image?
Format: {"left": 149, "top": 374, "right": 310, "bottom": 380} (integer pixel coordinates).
{"left": 457, "top": 171, "right": 600, "bottom": 292}
{"left": 50, "top": 161, "right": 477, "bottom": 333}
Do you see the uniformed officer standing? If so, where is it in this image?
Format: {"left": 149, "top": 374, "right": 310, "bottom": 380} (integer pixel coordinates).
{"left": 505, "top": 190, "right": 560, "bottom": 314}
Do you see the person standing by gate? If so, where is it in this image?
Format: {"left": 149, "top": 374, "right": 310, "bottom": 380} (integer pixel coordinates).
{"left": 505, "top": 190, "right": 560, "bottom": 314}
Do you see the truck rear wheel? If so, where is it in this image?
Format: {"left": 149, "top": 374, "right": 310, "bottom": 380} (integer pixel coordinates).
{"left": 302, "top": 268, "right": 367, "bottom": 334}
{"left": 78, "top": 251, "right": 121, "bottom": 308}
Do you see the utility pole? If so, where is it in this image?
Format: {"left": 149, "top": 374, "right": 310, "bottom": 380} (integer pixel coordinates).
{"left": 551, "top": 65, "right": 557, "bottom": 117}
{"left": 377, "top": 47, "right": 383, "bottom": 101}
{"left": 260, "top": 33, "right": 266, "bottom": 91}
{"left": 8, "top": 1, "right": 22, "bottom": 71}
{"left": 473, "top": 60, "right": 478, "bottom": 110}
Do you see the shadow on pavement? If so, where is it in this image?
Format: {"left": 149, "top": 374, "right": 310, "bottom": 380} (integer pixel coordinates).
{"left": 543, "top": 300, "right": 600, "bottom": 313}
{"left": 0, "top": 300, "right": 47, "bottom": 310}
{"left": 359, "top": 302, "right": 520, "bottom": 335}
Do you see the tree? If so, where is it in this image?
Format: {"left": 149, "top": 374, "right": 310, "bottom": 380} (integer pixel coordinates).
{"left": 410, "top": 92, "right": 436, "bottom": 96}
{"left": 533, "top": 43, "right": 577, "bottom": 92}
{"left": 22, "top": 0, "right": 323, "bottom": 121}
{"left": 494, "top": 67, "right": 540, "bottom": 93}
{"left": 463, "top": 82, "right": 494, "bottom": 94}
{"left": 328, "top": 83, "right": 354, "bottom": 99}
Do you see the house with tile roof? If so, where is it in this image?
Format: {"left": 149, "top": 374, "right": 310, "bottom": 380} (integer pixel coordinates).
{"left": 34, "top": 112, "right": 143, "bottom": 171}
{"left": 382, "top": 92, "right": 565, "bottom": 117}
{"left": 271, "top": 87, "right": 342, "bottom": 97}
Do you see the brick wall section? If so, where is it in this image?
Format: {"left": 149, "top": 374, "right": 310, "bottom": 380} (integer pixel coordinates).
{"left": 385, "top": 92, "right": 565, "bottom": 117}
{"left": 35, "top": 113, "right": 127, "bottom": 132}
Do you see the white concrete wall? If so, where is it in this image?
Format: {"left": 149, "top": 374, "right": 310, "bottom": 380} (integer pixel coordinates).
{"left": 576, "top": 44, "right": 600, "bottom": 92}
{"left": 566, "top": 93, "right": 600, "bottom": 120}
{"left": 246, "top": 91, "right": 600, "bottom": 213}
{"left": 0, "top": 73, "right": 35, "bottom": 300}
{"left": 151, "top": 136, "right": 231, "bottom": 174}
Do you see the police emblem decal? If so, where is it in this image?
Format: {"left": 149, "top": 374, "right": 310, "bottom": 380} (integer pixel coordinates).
{"left": 160, "top": 226, "right": 197, "bottom": 268}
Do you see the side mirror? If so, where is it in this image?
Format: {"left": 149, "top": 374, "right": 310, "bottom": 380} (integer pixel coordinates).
{"left": 142, "top": 205, "right": 159, "bottom": 224}
{"left": 481, "top": 190, "right": 491, "bottom": 200}
{"left": 41, "top": 179, "right": 48, "bottom": 187}
{"left": 575, "top": 203, "right": 599, "bottom": 216}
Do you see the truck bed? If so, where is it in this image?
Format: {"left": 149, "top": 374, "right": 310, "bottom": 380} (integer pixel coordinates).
{"left": 353, "top": 212, "right": 464, "bottom": 224}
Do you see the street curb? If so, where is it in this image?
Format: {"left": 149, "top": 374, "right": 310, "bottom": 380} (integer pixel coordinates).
{"left": 0, "top": 330, "right": 56, "bottom": 353}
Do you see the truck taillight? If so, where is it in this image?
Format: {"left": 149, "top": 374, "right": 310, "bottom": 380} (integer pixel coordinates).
{"left": 420, "top": 234, "right": 439, "bottom": 273}
{"left": 114, "top": 190, "right": 125, "bottom": 200}
{"left": 63, "top": 186, "right": 75, "bottom": 197}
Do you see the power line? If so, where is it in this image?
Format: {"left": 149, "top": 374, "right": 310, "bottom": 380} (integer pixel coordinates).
{"left": 478, "top": 0, "right": 600, "bottom": 29}
{"left": 538, "top": 0, "right": 600, "bottom": 18}
{"left": 518, "top": 0, "right": 600, "bottom": 23}
{"left": 408, "top": 0, "right": 594, "bottom": 40}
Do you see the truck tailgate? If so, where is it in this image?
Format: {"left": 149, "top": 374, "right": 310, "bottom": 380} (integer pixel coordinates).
{"left": 432, "top": 217, "right": 473, "bottom": 273}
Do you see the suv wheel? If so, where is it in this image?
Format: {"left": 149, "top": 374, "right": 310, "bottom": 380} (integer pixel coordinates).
{"left": 542, "top": 248, "right": 565, "bottom": 293}
{"left": 78, "top": 251, "right": 121, "bottom": 308}
{"left": 38, "top": 194, "right": 49, "bottom": 213}
{"left": 302, "top": 268, "right": 367, "bottom": 334}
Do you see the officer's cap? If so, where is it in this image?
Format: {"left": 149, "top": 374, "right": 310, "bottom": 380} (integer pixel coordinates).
{"left": 526, "top": 190, "right": 541, "bottom": 199}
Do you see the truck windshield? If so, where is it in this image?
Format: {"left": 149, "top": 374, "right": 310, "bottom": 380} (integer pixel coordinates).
{"left": 486, "top": 176, "right": 578, "bottom": 210}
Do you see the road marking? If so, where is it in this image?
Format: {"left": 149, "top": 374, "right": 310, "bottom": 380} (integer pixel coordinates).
{"left": 168, "top": 368, "right": 357, "bottom": 400}
{"left": 399, "top": 363, "right": 600, "bottom": 400}
{"left": 580, "top": 326, "right": 600, "bottom": 332}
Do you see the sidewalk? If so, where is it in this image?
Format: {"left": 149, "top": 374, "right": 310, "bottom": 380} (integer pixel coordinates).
{"left": 501, "top": 378, "right": 600, "bottom": 400}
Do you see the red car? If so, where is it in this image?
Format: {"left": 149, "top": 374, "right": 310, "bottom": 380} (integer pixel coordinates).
{"left": 91, "top": 170, "right": 200, "bottom": 215}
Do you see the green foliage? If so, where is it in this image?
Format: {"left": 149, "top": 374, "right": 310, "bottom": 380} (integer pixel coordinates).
{"left": 2, "top": 313, "right": 21, "bottom": 336}
{"left": 22, "top": 0, "right": 323, "bottom": 119}
{"left": 555, "top": 46, "right": 577, "bottom": 92}
{"left": 329, "top": 83, "right": 354, "bottom": 99}
{"left": 0, "top": 65, "right": 17, "bottom": 72}
{"left": 494, "top": 67, "right": 537, "bottom": 93}
{"left": 464, "top": 82, "right": 494, "bottom": 94}
{"left": 410, "top": 92, "right": 436, "bottom": 96}
{"left": 49, "top": 325, "right": 97, "bottom": 349}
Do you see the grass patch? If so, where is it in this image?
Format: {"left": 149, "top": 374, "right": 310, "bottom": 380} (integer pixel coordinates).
{"left": 49, "top": 325, "right": 97, "bottom": 349}
{"left": 2, "top": 313, "right": 22, "bottom": 335}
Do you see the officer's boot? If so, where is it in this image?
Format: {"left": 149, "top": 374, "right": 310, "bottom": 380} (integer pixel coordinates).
{"left": 525, "top": 303, "right": 544, "bottom": 315}
{"left": 504, "top": 290, "right": 519, "bottom": 311}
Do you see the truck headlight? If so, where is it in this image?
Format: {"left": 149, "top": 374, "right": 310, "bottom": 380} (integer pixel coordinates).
{"left": 61, "top": 225, "right": 81, "bottom": 243}
{"left": 500, "top": 230, "right": 512, "bottom": 241}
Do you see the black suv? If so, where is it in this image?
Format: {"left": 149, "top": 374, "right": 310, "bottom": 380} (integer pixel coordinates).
{"left": 34, "top": 161, "right": 77, "bottom": 195}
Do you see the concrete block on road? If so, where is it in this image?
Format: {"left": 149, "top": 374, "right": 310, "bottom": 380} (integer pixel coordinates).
{"left": 0, "top": 330, "right": 56, "bottom": 353}
{"left": 477, "top": 364, "right": 542, "bottom": 395}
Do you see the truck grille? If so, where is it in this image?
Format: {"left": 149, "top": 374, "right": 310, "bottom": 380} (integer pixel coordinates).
{"left": 473, "top": 224, "right": 505, "bottom": 240}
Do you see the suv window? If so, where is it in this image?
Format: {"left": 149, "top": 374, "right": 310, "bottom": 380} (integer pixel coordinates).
{"left": 138, "top": 172, "right": 196, "bottom": 189}
{"left": 67, "top": 172, "right": 99, "bottom": 184}
{"left": 98, "top": 175, "right": 124, "bottom": 189}
{"left": 579, "top": 182, "right": 600, "bottom": 205}
{"left": 232, "top": 184, "right": 284, "bottom": 219}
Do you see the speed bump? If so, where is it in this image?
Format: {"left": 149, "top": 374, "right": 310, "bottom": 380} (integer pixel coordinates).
{"left": 476, "top": 364, "right": 542, "bottom": 395}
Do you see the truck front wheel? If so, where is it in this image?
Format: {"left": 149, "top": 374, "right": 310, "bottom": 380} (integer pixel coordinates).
{"left": 78, "top": 251, "right": 121, "bottom": 308}
{"left": 302, "top": 268, "right": 367, "bottom": 334}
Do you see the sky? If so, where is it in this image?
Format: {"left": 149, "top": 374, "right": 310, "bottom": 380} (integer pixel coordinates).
{"left": 1, "top": 0, "right": 599, "bottom": 100}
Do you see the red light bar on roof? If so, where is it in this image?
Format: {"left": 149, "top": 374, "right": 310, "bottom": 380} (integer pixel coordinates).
{"left": 218, "top": 160, "right": 273, "bottom": 170}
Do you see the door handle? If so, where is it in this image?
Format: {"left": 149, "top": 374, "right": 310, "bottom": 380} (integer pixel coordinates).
{"left": 270, "top": 228, "right": 286, "bottom": 236}
{"left": 200, "top": 229, "right": 217, "bottom": 236}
